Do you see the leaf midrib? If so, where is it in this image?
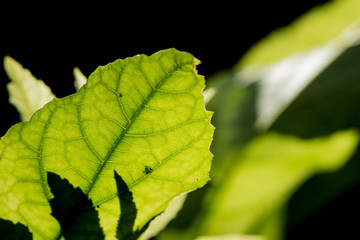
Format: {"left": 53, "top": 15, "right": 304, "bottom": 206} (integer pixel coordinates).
{"left": 84, "top": 60, "right": 191, "bottom": 196}
{"left": 95, "top": 125, "right": 209, "bottom": 207}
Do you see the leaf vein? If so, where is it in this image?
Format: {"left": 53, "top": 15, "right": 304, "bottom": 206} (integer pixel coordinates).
{"left": 95, "top": 125, "right": 209, "bottom": 205}
{"left": 85, "top": 61, "right": 191, "bottom": 196}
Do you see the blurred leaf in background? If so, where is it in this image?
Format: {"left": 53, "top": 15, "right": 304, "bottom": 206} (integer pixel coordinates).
{"left": 3, "top": 56, "right": 55, "bottom": 122}
{"left": 159, "top": 0, "right": 360, "bottom": 240}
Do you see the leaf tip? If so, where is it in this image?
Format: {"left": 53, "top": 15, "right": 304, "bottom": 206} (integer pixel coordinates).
{"left": 3, "top": 55, "right": 18, "bottom": 74}
{"left": 3, "top": 55, "right": 12, "bottom": 64}
{"left": 193, "top": 57, "right": 201, "bottom": 66}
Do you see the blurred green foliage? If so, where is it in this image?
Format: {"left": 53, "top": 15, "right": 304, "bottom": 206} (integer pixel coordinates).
{"left": 158, "top": 0, "right": 360, "bottom": 239}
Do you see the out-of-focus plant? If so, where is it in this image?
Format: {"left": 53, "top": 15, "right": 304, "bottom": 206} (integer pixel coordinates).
{"left": 159, "top": 0, "right": 360, "bottom": 240}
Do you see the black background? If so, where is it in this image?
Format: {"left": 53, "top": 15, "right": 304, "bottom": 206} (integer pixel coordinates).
{"left": 0, "top": 1, "right": 329, "bottom": 134}
{"left": 3, "top": 1, "right": 357, "bottom": 239}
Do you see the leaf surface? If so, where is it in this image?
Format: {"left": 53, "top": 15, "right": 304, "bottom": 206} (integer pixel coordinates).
{"left": 0, "top": 49, "right": 214, "bottom": 239}
{"left": 114, "top": 170, "right": 156, "bottom": 240}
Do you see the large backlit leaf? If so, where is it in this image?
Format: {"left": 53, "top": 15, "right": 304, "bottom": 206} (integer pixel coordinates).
{"left": 0, "top": 49, "right": 214, "bottom": 239}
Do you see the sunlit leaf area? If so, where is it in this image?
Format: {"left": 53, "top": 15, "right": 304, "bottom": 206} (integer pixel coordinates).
{"left": 1, "top": 0, "right": 360, "bottom": 239}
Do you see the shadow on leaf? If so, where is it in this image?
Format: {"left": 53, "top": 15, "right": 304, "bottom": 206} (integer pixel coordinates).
{"left": 47, "top": 172, "right": 104, "bottom": 240}
{"left": 0, "top": 218, "right": 32, "bottom": 240}
{"left": 114, "top": 170, "right": 160, "bottom": 240}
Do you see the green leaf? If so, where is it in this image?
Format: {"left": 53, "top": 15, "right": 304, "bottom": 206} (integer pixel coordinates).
{"left": 162, "top": 129, "right": 358, "bottom": 240}
{"left": 47, "top": 172, "right": 104, "bottom": 239}
{"left": 239, "top": 0, "right": 360, "bottom": 67}
{"left": 0, "top": 49, "right": 214, "bottom": 239}
{"left": 271, "top": 43, "right": 360, "bottom": 137}
{"left": 266, "top": 40, "right": 360, "bottom": 236}
{"left": 3, "top": 56, "right": 55, "bottom": 121}
{"left": 197, "top": 130, "right": 358, "bottom": 237}
{"left": 139, "top": 194, "right": 186, "bottom": 240}
{"left": 114, "top": 170, "right": 156, "bottom": 240}
{"left": 160, "top": 72, "right": 258, "bottom": 239}
{"left": 114, "top": 169, "right": 137, "bottom": 239}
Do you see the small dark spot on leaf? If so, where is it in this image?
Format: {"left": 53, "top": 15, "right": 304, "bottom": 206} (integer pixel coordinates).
{"left": 96, "top": 205, "right": 99, "bottom": 208}
{"left": 119, "top": 93, "right": 123, "bottom": 97}
{"left": 143, "top": 166, "right": 153, "bottom": 175}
